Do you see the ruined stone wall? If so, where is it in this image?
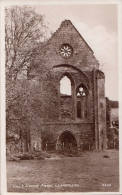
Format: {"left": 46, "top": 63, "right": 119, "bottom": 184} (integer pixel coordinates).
{"left": 30, "top": 122, "right": 94, "bottom": 151}
{"left": 12, "top": 20, "right": 107, "bottom": 152}
{"left": 28, "top": 70, "right": 95, "bottom": 151}
{"left": 97, "top": 71, "right": 107, "bottom": 150}
{"left": 27, "top": 21, "right": 102, "bottom": 151}
{"left": 29, "top": 20, "right": 99, "bottom": 77}
{"left": 38, "top": 20, "right": 99, "bottom": 72}
{"left": 28, "top": 67, "right": 94, "bottom": 122}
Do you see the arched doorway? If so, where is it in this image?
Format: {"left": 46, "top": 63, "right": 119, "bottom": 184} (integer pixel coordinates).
{"left": 56, "top": 131, "right": 77, "bottom": 153}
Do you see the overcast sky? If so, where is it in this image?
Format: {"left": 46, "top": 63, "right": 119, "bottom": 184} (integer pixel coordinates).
{"left": 35, "top": 4, "right": 118, "bottom": 100}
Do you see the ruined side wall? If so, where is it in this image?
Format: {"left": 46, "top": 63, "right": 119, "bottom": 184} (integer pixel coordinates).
{"left": 97, "top": 71, "right": 107, "bottom": 150}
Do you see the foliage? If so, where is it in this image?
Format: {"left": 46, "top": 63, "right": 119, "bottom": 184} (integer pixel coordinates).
{"left": 5, "top": 6, "right": 48, "bottom": 80}
{"left": 107, "top": 127, "right": 119, "bottom": 149}
{"left": 5, "top": 6, "right": 49, "bottom": 153}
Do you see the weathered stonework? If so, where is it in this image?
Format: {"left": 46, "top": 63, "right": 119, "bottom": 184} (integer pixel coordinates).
{"left": 7, "top": 20, "right": 107, "bottom": 153}
{"left": 27, "top": 20, "right": 107, "bottom": 152}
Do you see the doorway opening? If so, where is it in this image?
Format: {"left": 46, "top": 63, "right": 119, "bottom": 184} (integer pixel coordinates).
{"left": 57, "top": 131, "right": 77, "bottom": 153}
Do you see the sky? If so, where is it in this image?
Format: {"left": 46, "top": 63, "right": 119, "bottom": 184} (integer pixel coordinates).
{"left": 35, "top": 4, "right": 118, "bottom": 100}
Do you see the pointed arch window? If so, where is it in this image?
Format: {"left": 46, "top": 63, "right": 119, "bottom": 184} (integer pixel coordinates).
{"left": 76, "top": 86, "right": 87, "bottom": 97}
{"left": 60, "top": 75, "right": 72, "bottom": 96}
{"left": 76, "top": 84, "right": 88, "bottom": 119}
{"left": 59, "top": 74, "right": 75, "bottom": 119}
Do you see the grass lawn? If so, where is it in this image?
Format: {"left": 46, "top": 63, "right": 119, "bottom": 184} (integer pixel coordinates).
{"left": 7, "top": 149, "right": 119, "bottom": 192}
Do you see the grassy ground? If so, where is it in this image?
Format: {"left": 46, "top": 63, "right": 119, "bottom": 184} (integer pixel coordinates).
{"left": 7, "top": 150, "right": 119, "bottom": 192}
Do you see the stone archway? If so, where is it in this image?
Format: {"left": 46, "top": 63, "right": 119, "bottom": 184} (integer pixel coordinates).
{"left": 56, "top": 131, "right": 77, "bottom": 153}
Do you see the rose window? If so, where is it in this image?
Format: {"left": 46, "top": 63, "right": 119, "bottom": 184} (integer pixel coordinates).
{"left": 59, "top": 44, "right": 73, "bottom": 58}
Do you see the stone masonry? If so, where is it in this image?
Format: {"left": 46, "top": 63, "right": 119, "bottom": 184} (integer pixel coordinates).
{"left": 26, "top": 20, "right": 107, "bottom": 152}
{"left": 7, "top": 20, "right": 107, "bottom": 153}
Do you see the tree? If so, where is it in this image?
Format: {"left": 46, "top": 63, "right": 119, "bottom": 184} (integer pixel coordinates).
{"left": 5, "top": 6, "right": 49, "bottom": 153}
{"left": 5, "top": 6, "right": 48, "bottom": 80}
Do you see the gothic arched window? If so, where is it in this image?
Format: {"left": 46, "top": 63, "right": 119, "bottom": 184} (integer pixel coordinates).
{"left": 76, "top": 86, "right": 87, "bottom": 97}
{"left": 76, "top": 84, "right": 88, "bottom": 119}
{"left": 59, "top": 74, "right": 75, "bottom": 119}
{"left": 60, "top": 75, "right": 72, "bottom": 96}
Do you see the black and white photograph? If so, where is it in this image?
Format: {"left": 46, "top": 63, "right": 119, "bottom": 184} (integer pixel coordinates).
{"left": 0, "top": 0, "right": 122, "bottom": 194}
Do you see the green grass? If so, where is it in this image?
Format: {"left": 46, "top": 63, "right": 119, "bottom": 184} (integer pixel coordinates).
{"left": 7, "top": 150, "right": 119, "bottom": 192}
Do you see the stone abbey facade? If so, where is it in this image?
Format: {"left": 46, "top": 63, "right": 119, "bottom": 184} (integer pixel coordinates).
{"left": 7, "top": 20, "right": 107, "bottom": 153}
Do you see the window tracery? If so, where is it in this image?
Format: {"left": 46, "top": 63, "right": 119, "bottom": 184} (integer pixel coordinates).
{"left": 76, "top": 84, "right": 88, "bottom": 119}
